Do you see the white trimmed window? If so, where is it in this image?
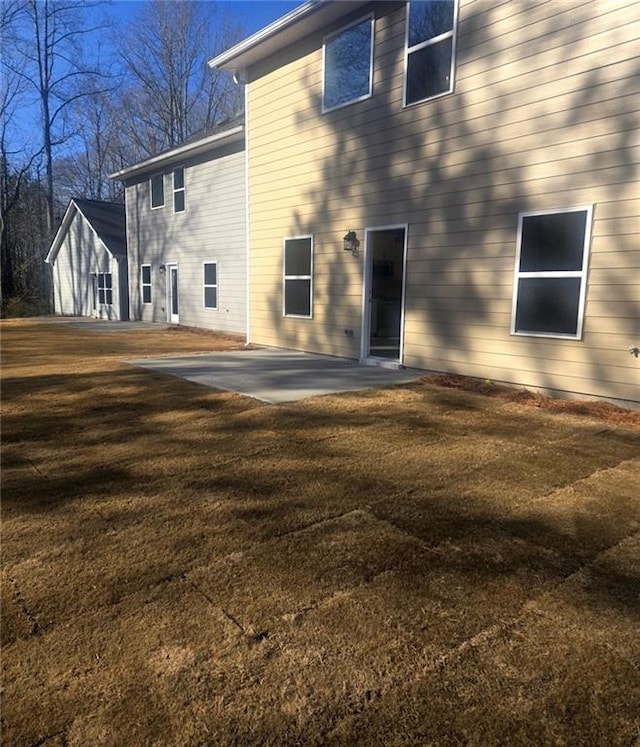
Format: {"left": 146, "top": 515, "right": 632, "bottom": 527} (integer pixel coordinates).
{"left": 141, "top": 264, "right": 152, "bottom": 304}
{"left": 283, "top": 236, "right": 313, "bottom": 318}
{"left": 150, "top": 174, "right": 164, "bottom": 209}
{"left": 203, "top": 262, "right": 218, "bottom": 309}
{"left": 173, "top": 167, "right": 185, "bottom": 213}
{"left": 511, "top": 207, "right": 593, "bottom": 339}
{"left": 97, "top": 272, "right": 113, "bottom": 305}
{"left": 404, "top": 0, "right": 458, "bottom": 106}
{"left": 323, "top": 15, "right": 374, "bottom": 112}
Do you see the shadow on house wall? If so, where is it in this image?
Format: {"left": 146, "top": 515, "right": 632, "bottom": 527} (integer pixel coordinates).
{"left": 254, "top": 0, "right": 638, "bottom": 402}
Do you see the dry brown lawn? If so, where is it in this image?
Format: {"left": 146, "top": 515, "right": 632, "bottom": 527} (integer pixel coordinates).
{"left": 2, "top": 318, "right": 639, "bottom": 746}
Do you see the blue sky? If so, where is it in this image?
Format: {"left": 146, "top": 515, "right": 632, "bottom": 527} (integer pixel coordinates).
{"left": 5, "top": 1, "right": 302, "bottom": 158}
{"left": 105, "top": 0, "right": 302, "bottom": 36}
{"left": 219, "top": 0, "right": 302, "bottom": 34}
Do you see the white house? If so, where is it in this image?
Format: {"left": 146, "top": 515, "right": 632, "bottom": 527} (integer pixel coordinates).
{"left": 45, "top": 198, "right": 128, "bottom": 321}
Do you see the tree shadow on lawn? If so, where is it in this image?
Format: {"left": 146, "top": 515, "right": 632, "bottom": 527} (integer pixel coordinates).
{"left": 3, "top": 352, "right": 638, "bottom": 605}
{"left": 2, "top": 364, "right": 639, "bottom": 746}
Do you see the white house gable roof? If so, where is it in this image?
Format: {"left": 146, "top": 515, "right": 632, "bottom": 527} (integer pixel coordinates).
{"left": 45, "top": 199, "right": 126, "bottom": 264}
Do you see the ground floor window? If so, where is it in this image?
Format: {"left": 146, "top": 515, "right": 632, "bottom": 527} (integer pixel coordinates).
{"left": 203, "top": 262, "right": 218, "bottom": 309}
{"left": 141, "top": 264, "right": 152, "bottom": 304}
{"left": 283, "top": 236, "right": 313, "bottom": 317}
{"left": 511, "top": 206, "right": 592, "bottom": 338}
{"left": 97, "top": 272, "right": 113, "bottom": 305}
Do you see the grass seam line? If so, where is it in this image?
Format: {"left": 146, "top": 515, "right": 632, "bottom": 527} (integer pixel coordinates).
{"left": 8, "top": 574, "right": 41, "bottom": 637}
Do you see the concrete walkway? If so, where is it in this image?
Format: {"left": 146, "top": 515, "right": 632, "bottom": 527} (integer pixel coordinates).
{"left": 127, "top": 348, "right": 421, "bottom": 404}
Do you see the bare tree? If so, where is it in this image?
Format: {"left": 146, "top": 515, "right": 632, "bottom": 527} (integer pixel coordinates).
{"left": 8, "top": 0, "right": 108, "bottom": 233}
{"left": 118, "top": 0, "right": 244, "bottom": 156}
{"left": 0, "top": 0, "right": 46, "bottom": 310}
{"left": 54, "top": 80, "right": 124, "bottom": 203}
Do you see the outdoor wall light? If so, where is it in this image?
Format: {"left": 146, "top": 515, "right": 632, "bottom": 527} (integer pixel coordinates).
{"left": 159, "top": 264, "right": 166, "bottom": 275}
{"left": 343, "top": 230, "right": 359, "bottom": 253}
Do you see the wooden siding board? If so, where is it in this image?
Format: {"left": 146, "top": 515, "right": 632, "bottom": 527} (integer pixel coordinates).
{"left": 250, "top": 67, "right": 637, "bottom": 159}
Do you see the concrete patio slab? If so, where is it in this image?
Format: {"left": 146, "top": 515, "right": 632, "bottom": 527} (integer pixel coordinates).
{"left": 127, "top": 348, "right": 421, "bottom": 403}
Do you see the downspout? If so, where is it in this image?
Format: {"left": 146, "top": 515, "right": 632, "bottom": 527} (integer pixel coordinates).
{"left": 243, "top": 81, "right": 251, "bottom": 347}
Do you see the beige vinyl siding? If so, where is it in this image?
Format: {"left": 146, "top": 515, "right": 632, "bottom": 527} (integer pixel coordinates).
{"left": 51, "top": 213, "right": 122, "bottom": 320}
{"left": 126, "top": 144, "right": 246, "bottom": 334}
{"left": 245, "top": 0, "right": 639, "bottom": 403}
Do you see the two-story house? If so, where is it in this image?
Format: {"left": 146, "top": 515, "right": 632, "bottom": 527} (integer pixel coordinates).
{"left": 110, "top": 119, "right": 247, "bottom": 335}
{"left": 210, "top": 0, "right": 639, "bottom": 405}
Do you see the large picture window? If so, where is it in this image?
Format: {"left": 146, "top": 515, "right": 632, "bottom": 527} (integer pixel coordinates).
{"left": 97, "top": 272, "right": 113, "bottom": 305}
{"left": 283, "top": 236, "right": 313, "bottom": 318}
{"left": 511, "top": 207, "right": 593, "bottom": 339}
{"left": 203, "top": 262, "right": 218, "bottom": 309}
{"left": 141, "top": 264, "right": 152, "bottom": 304}
{"left": 173, "top": 167, "right": 185, "bottom": 213}
{"left": 404, "top": 0, "right": 457, "bottom": 106}
{"left": 323, "top": 16, "right": 374, "bottom": 112}
{"left": 150, "top": 174, "right": 164, "bottom": 209}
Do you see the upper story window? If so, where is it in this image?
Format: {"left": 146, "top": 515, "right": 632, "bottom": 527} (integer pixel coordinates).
{"left": 323, "top": 15, "right": 374, "bottom": 112}
{"left": 150, "top": 174, "right": 164, "bottom": 209}
{"left": 173, "top": 167, "right": 185, "bottom": 213}
{"left": 511, "top": 207, "right": 593, "bottom": 339}
{"left": 404, "top": 0, "right": 458, "bottom": 106}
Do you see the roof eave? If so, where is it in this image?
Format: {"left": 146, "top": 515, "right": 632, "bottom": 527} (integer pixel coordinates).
{"left": 208, "top": 0, "right": 370, "bottom": 73}
{"left": 208, "top": 1, "right": 321, "bottom": 71}
{"left": 108, "top": 125, "right": 244, "bottom": 182}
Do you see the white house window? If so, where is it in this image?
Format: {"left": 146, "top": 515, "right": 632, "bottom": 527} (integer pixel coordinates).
{"left": 203, "top": 262, "right": 218, "bottom": 309}
{"left": 404, "top": 0, "right": 458, "bottom": 106}
{"left": 511, "top": 207, "right": 593, "bottom": 339}
{"left": 323, "top": 16, "right": 374, "bottom": 112}
{"left": 141, "top": 264, "right": 152, "bottom": 304}
{"left": 97, "top": 272, "right": 113, "bottom": 305}
{"left": 173, "top": 167, "right": 185, "bottom": 213}
{"left": 150, "top": 174, "right": 164, "bottom": 209}
{"left": 283, "top": 236, "right": 313, "bottom": 318}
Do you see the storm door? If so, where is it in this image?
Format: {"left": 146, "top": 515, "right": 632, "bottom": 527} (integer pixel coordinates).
{"left": 167, "top": 264, "right": 179, "bottom": 324}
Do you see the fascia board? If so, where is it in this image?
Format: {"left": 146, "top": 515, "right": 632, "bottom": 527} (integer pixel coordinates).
{"left": 45, "top": 201, "right": 77, "bottom": 264}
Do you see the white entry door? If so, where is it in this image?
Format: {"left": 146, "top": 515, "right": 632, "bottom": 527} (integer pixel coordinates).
{"left": 167, "top": 264, "right": 179, "bottom": 324}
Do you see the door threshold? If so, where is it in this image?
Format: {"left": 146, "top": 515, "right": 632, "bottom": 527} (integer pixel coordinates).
{"left": 361, "top": 357, "right": 405, "bottom": 370}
